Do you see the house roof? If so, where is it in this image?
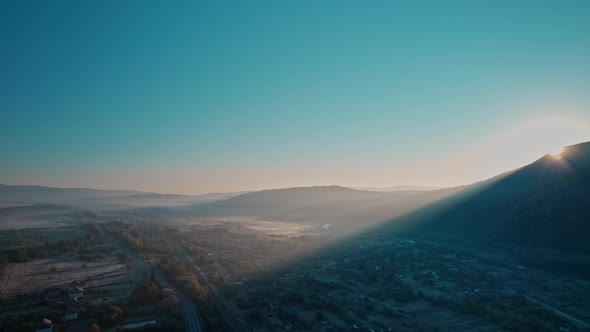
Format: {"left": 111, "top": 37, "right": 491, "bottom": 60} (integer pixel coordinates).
{"left": 35, "top": 318, "right": 52, "bottom": 328}
{"left": 68, "top": 287, "right": 84, "bottom": 293}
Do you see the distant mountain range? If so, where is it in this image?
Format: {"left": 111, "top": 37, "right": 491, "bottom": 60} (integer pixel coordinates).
{"left": 0, "top": 184, "right": 246, "bottom": 208}
{"left": 350, "top": 185, "right": 442, "bottom": 192}
{"left": 132, "top": 185, "right": 464, "bottom": 231}
{"left": 2, "top": 141, "right": 589, "bottom": 252}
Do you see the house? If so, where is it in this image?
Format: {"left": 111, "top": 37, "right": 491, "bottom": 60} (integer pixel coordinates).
{"left": 67, "top": 287, "right": 83, "bottom": 299}
{"left": 35, "top": 318, "right": 53, "bottom": 332}
{"left": 65, "top": 307, "right": 79, "bottom": 320}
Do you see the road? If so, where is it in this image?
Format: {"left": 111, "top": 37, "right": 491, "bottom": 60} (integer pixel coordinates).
{"left": 178, "top": 291, "right": 202, "bottom": 332}
{"left": 103, "top": 233, "right": 204, "bottom": 332}
{"left": 156, "top": 270, "right": 204, "bottom": 332}
{"left": 170, "top": 233, "right": 251, "bottom": 332}
{"left": 522, "top": 293, "right": 590, "bottom": 330}
{"left": 504, "top": 287, "right": 590, "bottom": 330}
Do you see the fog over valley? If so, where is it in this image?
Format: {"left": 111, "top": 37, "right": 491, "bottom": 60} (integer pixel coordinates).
{"left": 2, "top": 1, "right": 590, "bottom": 331}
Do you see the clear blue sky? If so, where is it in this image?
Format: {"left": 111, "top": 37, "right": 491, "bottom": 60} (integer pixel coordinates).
{"left": 1, "top": 1, "right": 590, "bottom": 194}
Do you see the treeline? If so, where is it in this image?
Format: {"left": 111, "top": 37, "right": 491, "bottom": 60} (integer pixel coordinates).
{"left": 130, "top": 276, "right": 181, "bottom": 313}
{"left": 106, "top": 221, "right": 173, "bottom": 254}
{"left": 87, "top": 221, "right": 104, "bottom": 237}
{"left": 157, "top": 258, "right": 208, "bottom": 304}
{"left": 156, "top": 259, "right": 230, "bottom": 331}
{"left": 0, "top": 222, "right": 105, "bottom": 264}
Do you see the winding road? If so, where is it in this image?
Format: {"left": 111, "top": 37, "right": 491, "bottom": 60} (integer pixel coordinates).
{"left": 104, "top": 233, "right": 204, "bottom": 332}
{"left": 156, "top": 271, "right": 204, "bottom": 332}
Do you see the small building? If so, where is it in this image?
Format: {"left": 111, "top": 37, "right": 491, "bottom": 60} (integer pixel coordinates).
{"left": 67, "top": 287, "right": 83, "bottom": 299}
{"left": 65, "top": 307, "right": 79, "bottom": 320}
{"left": 35, "top": 318, "right": 53, "bottom": 332}
{"left": 121, "top": 320, "right": 157, "bottom": 330}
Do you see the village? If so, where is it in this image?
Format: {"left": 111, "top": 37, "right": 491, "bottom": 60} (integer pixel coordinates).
{"left": 0, "top": 224, "right": 184, "bottom": 332}
{"left": 2, "top": 219, "right": 590, "bottom": 332}
{"left": 172, "top": 222, "right": 590, "bottom": 331}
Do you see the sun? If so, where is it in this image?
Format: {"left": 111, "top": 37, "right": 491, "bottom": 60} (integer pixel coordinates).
{"left": 503, "top": 115, "right": 590, "bottom": 160}
{"left": 473, "top": 114, "right": 590, "bottom": 178}
{"left": 549, "top": 147, "right": 564, "bottom": 159}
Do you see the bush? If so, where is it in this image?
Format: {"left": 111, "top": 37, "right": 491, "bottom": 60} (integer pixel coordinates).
{"left": 130, "top": 281, "right": 159, "bottom": 306}
{"left": 99, "top": 304, "right": 124, "bottom": 326}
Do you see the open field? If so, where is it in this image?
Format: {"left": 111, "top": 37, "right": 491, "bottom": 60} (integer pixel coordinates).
{"left": 0, "top": 226, "right": 91, "bottom": 252}
{"left": 0, "top": 205, "right": 94, "bottom": 230}
{"left": 0, "top": 253, "right": 134, "bottom": 300}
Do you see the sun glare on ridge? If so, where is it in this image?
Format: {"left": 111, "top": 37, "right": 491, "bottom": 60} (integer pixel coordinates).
{"left": 550, "top": 147, "right": 564, "bottom": 159}
{"left": 472, "top": 114, "right": 590, "bottom": 180}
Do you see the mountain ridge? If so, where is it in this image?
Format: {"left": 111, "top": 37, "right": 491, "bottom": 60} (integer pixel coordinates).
{"left": 388, "top": 141, "right": 590, "bottom": 253}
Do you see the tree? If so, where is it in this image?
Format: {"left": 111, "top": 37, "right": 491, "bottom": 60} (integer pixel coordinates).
{"left": 99, "top": 303, "right": 124, "bottom": 326}
{"left": 130, "top": 281, "right": 159, "bottom": 306}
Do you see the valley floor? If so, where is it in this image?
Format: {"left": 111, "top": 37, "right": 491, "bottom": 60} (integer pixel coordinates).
{"left": 173, "top": 222, "right": 590, "bottom": 332}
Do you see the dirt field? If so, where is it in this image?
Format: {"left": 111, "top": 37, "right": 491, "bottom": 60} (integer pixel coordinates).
{"left": 1, "top": 252, "right": 140, "bottom": 301}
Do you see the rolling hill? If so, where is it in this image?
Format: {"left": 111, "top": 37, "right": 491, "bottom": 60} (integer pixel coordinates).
{"left": 0, "top": 184, "right": 244, "bottom": 209}
{"left": 137, "top": 185, "right": 465, "bottom": 232}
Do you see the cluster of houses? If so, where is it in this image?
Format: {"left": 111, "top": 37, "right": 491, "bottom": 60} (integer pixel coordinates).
{"left": 34, "top": 281, "right": 85, "bottom": 331}
{"left": 35, "top": 281, "right": 161, "bottom": 332}
{"left": 1, "top": 281, "right": 86, "bottom": 332}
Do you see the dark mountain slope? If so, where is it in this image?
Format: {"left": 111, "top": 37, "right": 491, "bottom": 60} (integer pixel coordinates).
{"left": 394, "top": 141, "right": 590, "bottom": 252}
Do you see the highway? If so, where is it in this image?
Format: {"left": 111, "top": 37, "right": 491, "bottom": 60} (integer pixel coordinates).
{"left": 103, "top": 233, "right": 204, "bottom": 332}
{"left": 170, "top": 234, "right": 251, "bottom": 332}
{"left": 158, "top": 272, "right": 204, "bottom": 332}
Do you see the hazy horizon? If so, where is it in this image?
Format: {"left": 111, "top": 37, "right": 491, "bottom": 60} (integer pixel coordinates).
{"left": 2, "top": 135, "right": 590, "bottom": 195}
{"left": 0, "top": 137, "right": 587, "bottom": 196}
